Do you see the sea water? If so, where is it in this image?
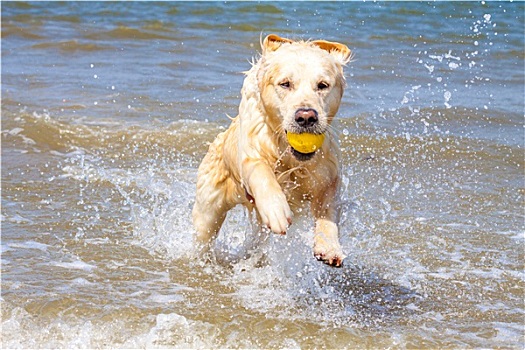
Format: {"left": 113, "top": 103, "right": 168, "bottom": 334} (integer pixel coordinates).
{"left": 2, "top": 2, "right": 524, "bottom": 348}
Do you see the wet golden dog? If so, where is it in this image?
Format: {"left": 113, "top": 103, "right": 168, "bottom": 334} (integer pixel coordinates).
{"left": 192, "top": 34, "right": 351, "bottom": 267}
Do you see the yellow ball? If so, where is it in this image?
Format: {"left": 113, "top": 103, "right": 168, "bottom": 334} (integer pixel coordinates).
{"left": 286, "top": 132, "right": 325, "bottom": 154}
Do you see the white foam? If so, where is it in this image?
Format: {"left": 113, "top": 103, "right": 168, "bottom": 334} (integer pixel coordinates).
{"left": 71, "top": 277, "right": 96, "bottom": 286}
{"left": 8, "top": 241, "right": 49, "bottom": 252}
{"left": 123, "top": 313, "right": 218, "bottom": 349}
{"left": 52, "top": 260, "right": 96, "bottom": 272}
{"left": 129, "top": 177, "right": 196, "bottom": 260}
{"left": 146, "top": 293, "right": 184, "bottom": 304}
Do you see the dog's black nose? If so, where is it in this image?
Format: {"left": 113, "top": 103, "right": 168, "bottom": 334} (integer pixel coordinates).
{"left": 295, "top": 108, "right": 318, "bottom": 128}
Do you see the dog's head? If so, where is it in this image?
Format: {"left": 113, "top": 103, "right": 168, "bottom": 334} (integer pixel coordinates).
{"left": 257, "top": 34, "right": 351, "bottom": 160}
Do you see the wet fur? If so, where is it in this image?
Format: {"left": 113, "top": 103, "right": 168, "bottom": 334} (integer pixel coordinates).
{"left": 192, "top": 34, "right": 351, "bottom": 267}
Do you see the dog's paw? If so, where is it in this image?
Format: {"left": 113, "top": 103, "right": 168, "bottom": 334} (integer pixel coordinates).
{"left": 257, "top": 192, "right": 293, "bottom": 234}
{"left": 313, "top": 232, "right": 346, "bottom": 267}
{"left": 314, "top": 251, "right": 345, "bottom": 267}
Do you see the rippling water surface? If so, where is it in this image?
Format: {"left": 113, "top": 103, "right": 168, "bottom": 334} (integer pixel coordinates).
{"left": 2, "top": 2, "right": 524, "bottom": 348}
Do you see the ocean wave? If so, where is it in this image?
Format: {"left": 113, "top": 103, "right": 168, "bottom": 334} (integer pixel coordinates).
{"left": 2, "top": 107, "right": 522, "bottom": 174}
{"left": 84, "top": 26, "right": 176, "bottom": 41}
{"left": 1, "top": 110, "right": 221, "bottom": 160}
{"left": 1, "top": 23, "right": 45, "bottom": 40}
{"left": 32, "top": 40, "right": 109, "bottom": 52}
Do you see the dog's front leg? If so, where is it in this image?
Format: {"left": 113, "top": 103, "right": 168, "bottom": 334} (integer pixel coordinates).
{"left": 312, "top": 177, "right": 346, "bottom": 267}
{"left": 243, "top": 158, "right": 292, "bottom": 234}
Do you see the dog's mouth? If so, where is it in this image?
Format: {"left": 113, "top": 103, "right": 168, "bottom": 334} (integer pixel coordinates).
{"left": 290, "top": 147, "right": 316, "bottom": 161}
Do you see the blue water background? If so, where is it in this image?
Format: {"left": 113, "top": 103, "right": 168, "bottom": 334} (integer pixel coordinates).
{"left": 3, "top": 2, "right": 523, "bottom": 141}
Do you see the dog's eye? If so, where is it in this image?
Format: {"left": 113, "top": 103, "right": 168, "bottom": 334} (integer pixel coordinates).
{"left": 317, "top": 81, "right": 330, "bottom": 90}
{"left": 279, "top": 81, "right": 291, "bottom": 89}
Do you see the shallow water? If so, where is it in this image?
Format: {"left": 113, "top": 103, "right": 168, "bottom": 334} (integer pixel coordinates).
{"left": 1, "top": 2, "right": 524, "bottom": 349}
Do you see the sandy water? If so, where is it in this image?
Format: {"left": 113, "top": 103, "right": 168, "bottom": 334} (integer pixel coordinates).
{"left": 1, "top": 2, "right": 524, "bottom": 348}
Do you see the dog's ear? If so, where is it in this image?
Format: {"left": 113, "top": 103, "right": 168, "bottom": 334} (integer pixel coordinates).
{"left": 312, "top": 40, "right": 352, "bottom": 65}
{"left": 262, "top": 34, "right": 294, "bottom": 54}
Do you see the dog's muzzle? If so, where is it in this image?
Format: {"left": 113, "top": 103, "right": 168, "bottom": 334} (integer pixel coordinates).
{"left": 290, "top": 147, "right": 316, "bottom": 161}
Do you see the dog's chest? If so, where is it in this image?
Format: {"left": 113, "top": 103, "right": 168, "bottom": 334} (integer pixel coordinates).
{"left": 273, "top": 164, "right": 314, "bottom": 209}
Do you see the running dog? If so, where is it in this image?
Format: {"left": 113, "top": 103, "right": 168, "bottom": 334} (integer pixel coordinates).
{"left": 192, "top": 34, "right": 351, "bottom": 267}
